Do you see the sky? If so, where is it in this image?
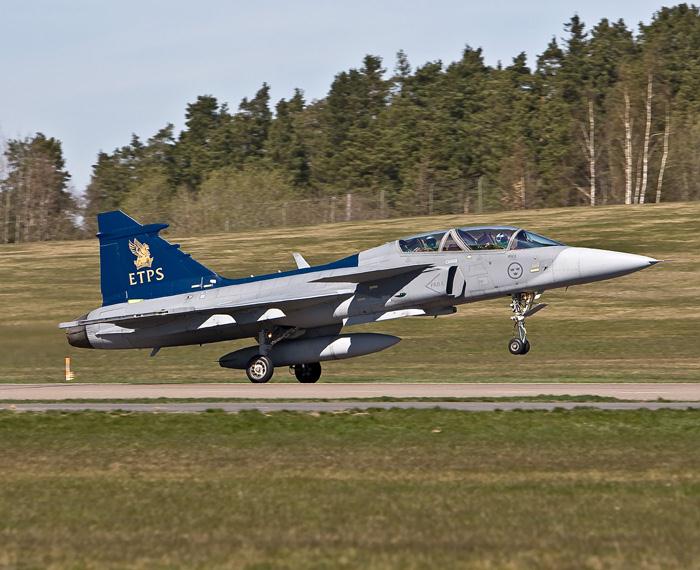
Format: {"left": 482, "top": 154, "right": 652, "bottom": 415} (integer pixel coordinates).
{"left": 0, "top": 0, "right": 665, "bottom": 192}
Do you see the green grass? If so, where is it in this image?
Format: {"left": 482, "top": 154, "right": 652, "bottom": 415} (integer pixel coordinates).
{"left": 1, "top": 202, "right": 699, "bottom": 383}
{"left": 0, "top": 409, "right": 699, "bottom": 568}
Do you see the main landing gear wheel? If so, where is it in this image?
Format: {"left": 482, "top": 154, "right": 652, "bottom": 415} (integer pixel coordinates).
{"left": 294, "top": 362, "right": 322, "bottom": 383}
{"left": 246, "top": 355, "right": 274, "bottom": 383}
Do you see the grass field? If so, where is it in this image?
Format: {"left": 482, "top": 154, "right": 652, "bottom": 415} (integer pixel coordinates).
{"left": 1, "top": 202, "right": 698, "bottom": 383}
{"left": 0, "top": 409, "right": 698, "bottom": 569}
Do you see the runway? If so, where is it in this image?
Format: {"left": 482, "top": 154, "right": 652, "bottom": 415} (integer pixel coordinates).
{"left": 1, "top": 382, "right": 699, "bottom": 401}
{"left": 2, "top": 401, "right": 699, "bottom": 413}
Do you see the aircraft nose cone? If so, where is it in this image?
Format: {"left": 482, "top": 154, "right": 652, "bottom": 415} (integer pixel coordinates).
{"left": 578, "top": 248, "right": 658, "bottom": 279}
{"left": 553, "top": 247, "right": 659, "bottom": 285}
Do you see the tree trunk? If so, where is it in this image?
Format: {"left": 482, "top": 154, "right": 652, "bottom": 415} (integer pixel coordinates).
{"left": 477, "top": 176, "right": 484, "bottom": 213}
{"left": 682, "top": 171, "right": 690, "bottom": 202}
{"left": 587, "top": 98, "right": 596, "bottom": 206}
{"left": 2, "top": 186, "right": 9, "bottom": 244}
{"left": 416, "top": 159, "right": 429, "bottom": 216}
{"left": 639, "top": 73, "right": 653, "bottom": 205}
{"left": 23, "top": 159, "right": 32, "bottom": 242}
{"left": 634, "top": 152, "right": 643, "bottom": 204}
{"left": 0, "top": 152, "right": 8, "bottom": 244}
{"left": 14, "top": 164, "right": 23, "bottom": 242}
{"left": 655, "top": 107, "right": 671, "bottom": 204}
{"left": 624, "top": 89, "right": 633, "bottom": 205}
{"left": 329, "top": 195, "right": 336, "bottom": 223}
{"left": 35, "top": 158, "right": 47, "bottom": 241}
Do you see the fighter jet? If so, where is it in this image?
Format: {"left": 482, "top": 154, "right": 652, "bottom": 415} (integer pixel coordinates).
{"left": 60, "top": 211, "right": 661, "bottom": 383}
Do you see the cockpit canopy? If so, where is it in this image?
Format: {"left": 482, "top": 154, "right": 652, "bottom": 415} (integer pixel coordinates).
{"left": 398, "top": 226, "right": 563, "bottom": 253}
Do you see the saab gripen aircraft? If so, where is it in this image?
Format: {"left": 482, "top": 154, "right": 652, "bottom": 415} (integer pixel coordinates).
{"left": 59, "top": 211, "right": 661, "bottom": 383}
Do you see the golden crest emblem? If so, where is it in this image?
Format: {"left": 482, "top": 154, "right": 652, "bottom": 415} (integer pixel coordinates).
{"left": 129, "top": 239, "right": 154, "bottom": 270}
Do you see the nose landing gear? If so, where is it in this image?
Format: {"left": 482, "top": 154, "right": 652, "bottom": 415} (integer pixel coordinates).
{"left": 508, "top": 292, "right": 546, "bottom": 355}
{"left": 508, "top": 337, "right": 530, "bottom": 355}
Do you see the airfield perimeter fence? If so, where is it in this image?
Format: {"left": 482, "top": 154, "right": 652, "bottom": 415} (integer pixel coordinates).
{"left": 173, "top": 190, "right": 482, "bottom": 235}
{"left": 237, "top": 193, "right": 390, "bottom": 229}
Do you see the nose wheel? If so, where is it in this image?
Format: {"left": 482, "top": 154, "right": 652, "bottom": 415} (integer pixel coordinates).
{"left": 508, "top": 337, "right": 530, "bottom": 355}
{"left": 508, "top": 292, "right": 545, "bottom": 356}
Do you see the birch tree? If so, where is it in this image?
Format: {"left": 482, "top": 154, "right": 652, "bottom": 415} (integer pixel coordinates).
{"left": 0, "top": 136, "right": 9, "bottom": 243}
{"left": 623, "top": 88, "right": 634, "bottom": 205}
{"left": 581, "top": 97, "right": 596, "bottom": 206}
{"left": 639, "top": 73, "right": 653, "bottom": 204}
{"left": 655, "top": 106, "right": 671, "bottom": 203}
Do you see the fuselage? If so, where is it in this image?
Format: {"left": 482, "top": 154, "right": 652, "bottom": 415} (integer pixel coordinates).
{"left": 69, "top": 225, "right": 658, "bottom": 351}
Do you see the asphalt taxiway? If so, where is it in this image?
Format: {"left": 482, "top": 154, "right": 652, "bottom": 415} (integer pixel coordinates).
{"left": 1, "top": 382, "right": 699, "bottom": 401}
{"left": 2, "top": 401, "right": 700, "bottom": 413}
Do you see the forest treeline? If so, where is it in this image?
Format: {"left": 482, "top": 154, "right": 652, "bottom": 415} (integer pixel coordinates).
{"left": 2, "top": 4, "right": 700, "bottom": 242}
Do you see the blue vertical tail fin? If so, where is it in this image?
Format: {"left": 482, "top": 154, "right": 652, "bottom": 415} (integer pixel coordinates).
{"left": 97, "top": 211, "right": 219, "bottom": 306}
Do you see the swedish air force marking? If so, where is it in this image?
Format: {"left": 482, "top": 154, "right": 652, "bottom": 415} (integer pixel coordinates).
{"left": 507, "top": 262, "right": 523, "bottom": 279}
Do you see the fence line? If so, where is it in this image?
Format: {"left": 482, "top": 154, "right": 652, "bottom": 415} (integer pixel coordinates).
{"left": 189, "top": 188, "right": 489, "bottom": 235}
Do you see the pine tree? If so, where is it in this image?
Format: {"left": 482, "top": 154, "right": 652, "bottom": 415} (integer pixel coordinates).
{"left": 175, "top": 95, "right": 224, "bottom": 190}
{"left": 2, "top": 133, "right": 76, "bottom": 241}
{"left": 228, "top": 83, "right": 273, "bottom": 165}
{"left": 485, "top": 53, "right": 537, "bottom": 209}
{"left": 267, "top": 89, "right": 310, "bottom": 186}
{"left": 532, "top": 38, "right": 573, "bottom": 206}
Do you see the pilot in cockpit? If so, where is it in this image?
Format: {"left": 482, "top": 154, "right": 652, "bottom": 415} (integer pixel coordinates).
{"left": 495, "top": 232, "right": 510, "bottom": 249}
{"left": 423, "top": 235, "right": 439, "bottom": 252}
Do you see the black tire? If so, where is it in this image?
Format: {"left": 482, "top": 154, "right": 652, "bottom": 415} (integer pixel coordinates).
{"left": 521, "top": 340, "right": 531, "bottom": 355}
{"left": 294, "top": 362, "right": 322, "bottom": 383}
{"left": 508, "top": 338, "right": 525, "bottom": 355}
{"left": 246, "top": 355, "right": 274, "bottom": 383}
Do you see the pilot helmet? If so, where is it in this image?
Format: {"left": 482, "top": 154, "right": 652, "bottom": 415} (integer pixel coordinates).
{"left": 495, "top": 232, "right": 510, "bottom": 247}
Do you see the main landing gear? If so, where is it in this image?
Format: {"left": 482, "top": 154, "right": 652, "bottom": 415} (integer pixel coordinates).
{"left": 245, "top": 328, "right": 293, "bottom": 383}
{"left": 291, "top": 362, "right": 322, "bottom": 383}
{"left": 246, "top": 354, "right": 274, "bottom": 383}
{"left": 508, "top": 292, "right": 547, "bottom": 356}
{"left": 244, "top": 356, "right": 323, "bottom": 383}
{"left": 244, "top": 327, "right": 323, "bottom": 383}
